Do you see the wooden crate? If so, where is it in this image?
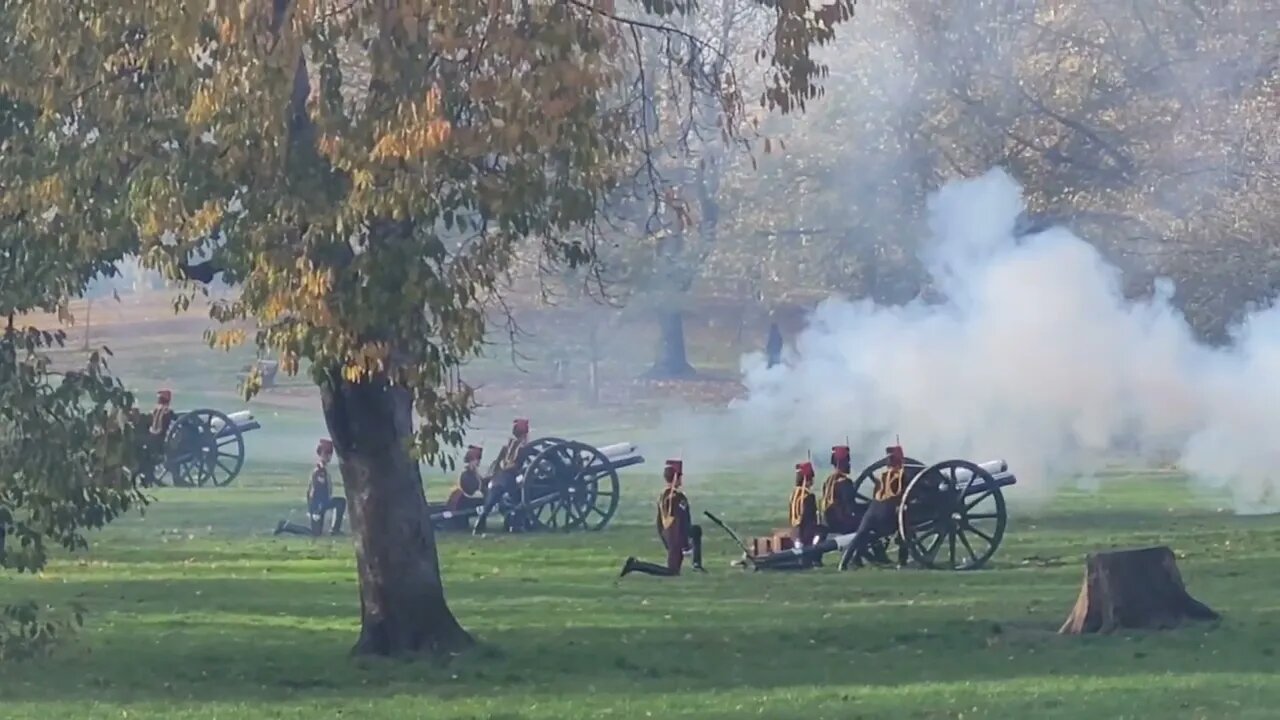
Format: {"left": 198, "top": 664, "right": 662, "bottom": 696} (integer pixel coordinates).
{"left": 749, "top": 528, "right": 795, "bottom": 557}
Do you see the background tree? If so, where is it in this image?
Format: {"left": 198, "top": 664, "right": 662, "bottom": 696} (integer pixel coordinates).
{"left": 0, "top": 0, "right": 854, "bottom": 657}
{"left": 714, "top": 0, "right": 1279, "bottom": 337}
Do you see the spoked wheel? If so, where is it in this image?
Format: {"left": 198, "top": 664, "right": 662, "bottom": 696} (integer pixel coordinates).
{"left": 565, "top": 441, "right": 620, "bottom": 531}
{"left": 898, "top": 459, "right": 1008, "bottom": 570}
{"left": 850, "top": 455, "right": 924, "bottom": 561}
{"left": 521, "top": 441, "right": 620, "bottom": 531}
{"left": 520, "top": 440, "right": 586, "bottom": 531}
{"left": 162, "top": 409, "right": 246, "bottom": 488}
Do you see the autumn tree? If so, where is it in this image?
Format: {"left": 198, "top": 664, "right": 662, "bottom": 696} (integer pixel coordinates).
{"left": 0, "top": 80, "right": 149, "bottom": 656}
{"left": 0, "top": 0, "right": 854, "bottom": 656}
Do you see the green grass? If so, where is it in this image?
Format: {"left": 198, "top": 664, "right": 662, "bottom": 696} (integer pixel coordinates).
{"left": 2, "top": 466, "right": 1279, "bottom": 719}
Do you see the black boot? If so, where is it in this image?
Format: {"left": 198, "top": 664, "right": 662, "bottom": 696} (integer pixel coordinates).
{"left": 620, "top": 557, "right": 636, "bottom": 577}
{"left": 330, "top": 498, "right": 347, "bottom": 535}
{"left": 621, "top": 558, "right": 677, "bottom": 577}
{"left": 275, "top": 520, "right": 314, "bottom": 537}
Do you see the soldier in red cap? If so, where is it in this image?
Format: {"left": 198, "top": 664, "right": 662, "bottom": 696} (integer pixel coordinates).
{"left": 439, "top": 445, "right": 485, "bottom": 530}
{"left": 135, "top": 389, "right": 176, "bottom": 487}
{"left": 150, "top": 390, "right": 174, "bottom": 438}
{"left": 620, "top": 459, "right": 705, "bottom": 577}
{"left": 821, "top": 445, "right": 857, "bottom": 534}
{"left": 790, "top": 460, "right": 822, "bottom": 566}
{"left": 275, "top": 438, "right": 347, "bottom": 537}
{"left": 474, "top": 418, "right": 532, "bottom": 534}
{"left": 839, "top": 441, "right": 909, "bottom": 570}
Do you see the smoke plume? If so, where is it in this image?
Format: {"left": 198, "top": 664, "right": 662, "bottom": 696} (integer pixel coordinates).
{"left": 725, "top": 168, "right": 1279, "bottom": 513}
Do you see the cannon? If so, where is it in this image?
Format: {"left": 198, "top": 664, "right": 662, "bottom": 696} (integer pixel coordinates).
{"left": 429, "top": 437, "right": 644, "bottom": 532}
{"left": 153, "top": 408, "right": 261, "bottom": 488}
{"left": 715, "top": 454, "right": 1016, "bottom": 571}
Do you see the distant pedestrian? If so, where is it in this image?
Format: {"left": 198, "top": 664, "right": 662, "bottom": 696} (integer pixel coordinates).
{"left": 766, "top": 322, "right": 783, "bottom": 368}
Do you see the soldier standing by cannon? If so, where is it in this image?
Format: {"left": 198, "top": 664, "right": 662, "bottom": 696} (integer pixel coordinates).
{"left": 274, "top": 439, "right": 346, "bottom": 537}
{"left": 620, "top": 459, "right": 705, "bottom": 577}
{"left": 839, "top": 442, "right": 909, "bottom": 571}
{"left": 474, "top": 418, "right": 532, "bottom": 535}
{"left": 134, "top": 389, "right": 175, "bottom": 487}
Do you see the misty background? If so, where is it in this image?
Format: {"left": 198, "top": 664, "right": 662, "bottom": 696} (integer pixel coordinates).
{"left": 45, "top": 0, "right": 1280, "bottom": 514}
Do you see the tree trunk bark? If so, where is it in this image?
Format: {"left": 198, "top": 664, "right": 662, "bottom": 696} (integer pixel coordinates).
{"left": 647, "top": 311, "right": 697, "bottom": 379}
{"left": 319, "top": 368, "right": 472, "bottom": 657}
{"left": 1059, "top": 546, "right": 1218, "bottom": 635}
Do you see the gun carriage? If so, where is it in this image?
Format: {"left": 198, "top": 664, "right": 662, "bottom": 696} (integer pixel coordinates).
{"left": 726, "top": 454, "right": 1016, "bottom": 571}
{"left": 429, "top": 437, "right": 644, "bottom": 532}
{"left": 153, "top": 408, "right": 261, "bottom": 488}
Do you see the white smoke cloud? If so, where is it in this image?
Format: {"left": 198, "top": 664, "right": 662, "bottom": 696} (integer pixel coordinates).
{"left": 721, "top": 167, "right": 1280, "bottom": 513}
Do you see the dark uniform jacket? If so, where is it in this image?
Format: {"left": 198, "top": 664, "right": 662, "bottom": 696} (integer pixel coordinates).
{"left": 789, "top": 486, "right": 819, "bottom": 543}
{"left": 657, "top": 487, "right": 692, "bottom": 571}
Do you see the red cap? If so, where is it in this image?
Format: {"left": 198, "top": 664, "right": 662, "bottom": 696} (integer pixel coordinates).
{"left": 512, "top": 418, "right": 529, "bottom": 436}
{"left": 795, "top": 461, "right": 815, "bottom": 481}
{"left": 317, "top": 438, "right": 334, "bottom": 455}
{"left": 156, "top": 389, "right": 172, "bottom": 404}
{"left": 831, "top": 445, "right": 850, "bottom": 462}
{"left": 663, "top": 459, "right": 683, "bottom": 483}
{"left": 886, "top": 444, "right": 904, "bottom": 465}
{"left": 464, "top": 445, "right": 483, "bottom": 462}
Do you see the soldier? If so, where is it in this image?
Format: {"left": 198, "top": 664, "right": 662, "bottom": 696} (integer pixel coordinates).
{"left": 839, "top": 442, "right": 909, "bottom": 571}
{"left": 275, "top": 439, "right": 346, "bottom": 537}
{"left": 821, "top": 445, "right": 857, "bottom": 534}
{"left": 135, "top": 389, "right": 176, "bottom": 487}
{"left": 474, "top": 418, "right": 531, "bottom": 535}
{"left": 150, "top": 389, "right": 175, "bottom": 440}
{"left": 620, "top": 459, "right": 705, "bottom": 577}
{"left": 790, "top": 461, "right": 820, "bottom": 545}
{"left": 440, "top": 445, "right": 484, "bottom": 531}
{"left": 790, "top": 460, "right": 822, "bottom": 567}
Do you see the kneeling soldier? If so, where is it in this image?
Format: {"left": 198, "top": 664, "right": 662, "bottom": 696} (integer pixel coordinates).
{"left": 620, "top": 459, "right": 705, "bottom": 577}
{"left": 275, "top": 439, "right": 346, "bottom": 537}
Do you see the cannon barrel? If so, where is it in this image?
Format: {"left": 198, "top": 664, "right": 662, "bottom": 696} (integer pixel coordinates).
{"left": 208, "top": 410, "right": 262, "bottom": 435}
{"left": 582, "top": 441, "right": 645, "bottom": 473}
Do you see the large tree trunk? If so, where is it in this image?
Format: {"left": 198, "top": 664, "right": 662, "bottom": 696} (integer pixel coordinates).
{"left": 647, "top": 310, "right": 697, "bottom": 379}
{"left": 320, "top": 369, "right": 472, "bottom": 656}
{"left": 1059, "top": 546, "right": 1218, "bottom": 635}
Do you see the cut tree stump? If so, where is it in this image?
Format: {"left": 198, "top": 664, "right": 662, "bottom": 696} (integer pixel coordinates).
{"left": 1059, "top": 546, "right": 1219, "bottom": 635}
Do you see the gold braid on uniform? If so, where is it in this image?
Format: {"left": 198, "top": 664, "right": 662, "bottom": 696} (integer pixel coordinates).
{"left": 500, "top": 438, "right": 520, "bottom": 470}
{"left": 789, "top": 486, "right": 809, "bottom": 525}
{"left": 821, "top": 472, "right": 843, "bottom": 513}
{"left": 875, "top": 467, "right": 906, "bottom": 501}
{"left": 659, "top": 488, "right": 678, "bottom": 529}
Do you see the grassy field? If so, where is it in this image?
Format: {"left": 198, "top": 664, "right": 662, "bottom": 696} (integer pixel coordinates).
{"left": 1, "top": 464, "right": 1278, "bottom": 720}
{"left": 6, "top": 293, "right": 1279, "bottom": 718}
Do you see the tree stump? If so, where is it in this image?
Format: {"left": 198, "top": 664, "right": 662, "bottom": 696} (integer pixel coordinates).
{"left": 1059, "top": 546, "right": 1219, "bottom": 635}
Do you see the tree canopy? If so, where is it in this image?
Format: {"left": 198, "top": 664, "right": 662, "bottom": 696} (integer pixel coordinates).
{"left": 0, "top": 0, "right": 856, "bottom": 656}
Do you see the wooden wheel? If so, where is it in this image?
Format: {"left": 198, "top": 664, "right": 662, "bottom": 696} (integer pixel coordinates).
{"left": 161, "top": 409, "right": 246, "bottom": 488}
{"left": 521, "top": 440, "right": 620, "bottom": 531}
{"left": 897, "top": 459, "right": 1008, "bottom": 570}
